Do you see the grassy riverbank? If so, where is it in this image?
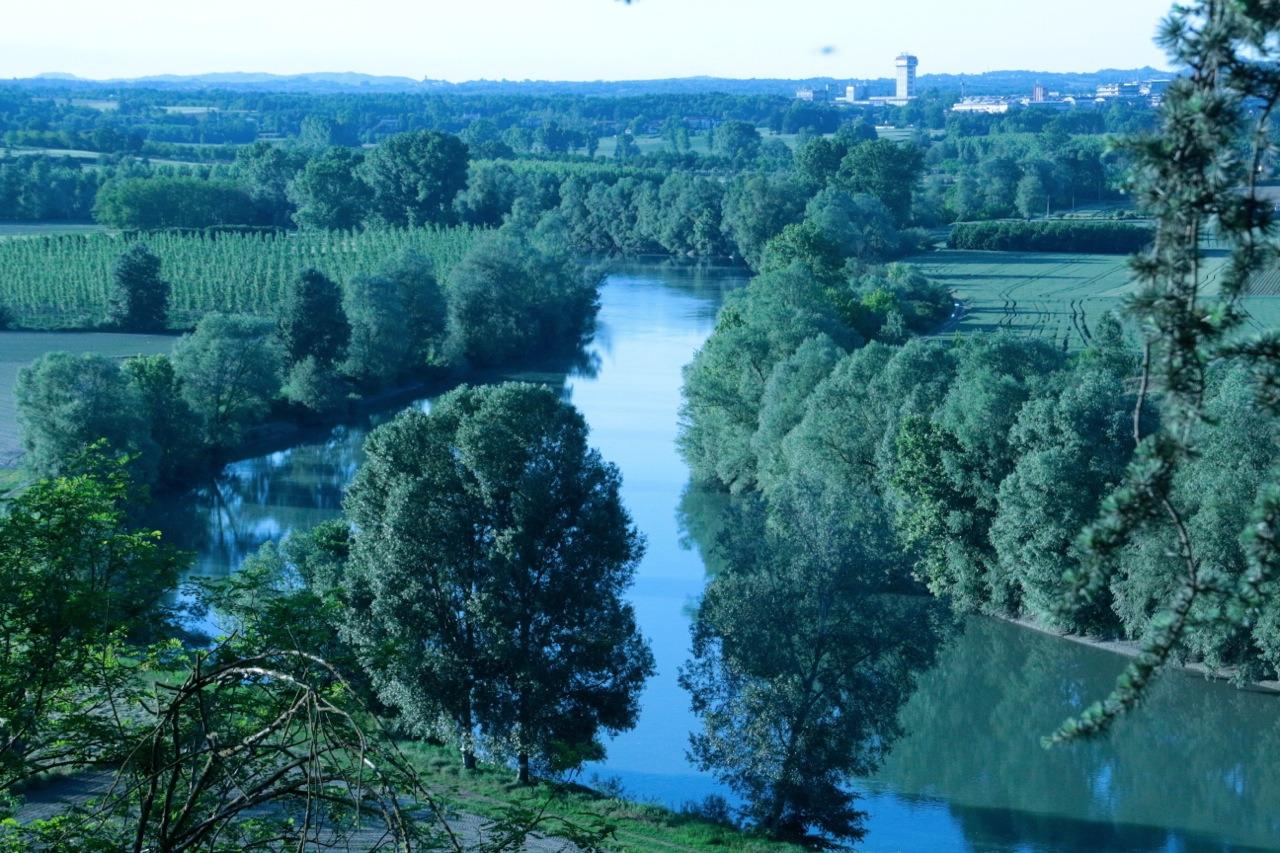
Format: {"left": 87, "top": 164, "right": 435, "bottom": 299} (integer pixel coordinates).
{"left": 398, "top": 742, "right": 802, "bottom": 852}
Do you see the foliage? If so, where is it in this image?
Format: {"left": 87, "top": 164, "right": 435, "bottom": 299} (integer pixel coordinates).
{"left": 15, "top": 353, "right": 155, "bottom": 482}
{"left": 277, "top": 268, "right": 349, "bottom": 368}
{"left": 444, "top": 221, "right": 597, "bottom": 367}
{"left": 341, "top": 382, "right": 654, "bottom": 782}
{"left": 342, "top": 250, "right": 448, "bottom": 386}
{"left": 171, "top": 313, "right": 283, "bottom": 449}
{"left": 1043, "top": 0, "right": 1280, "bottom": 744}
{"left": 105, "top": 242, "right": 170, "bottom": 331}
{"left": 948, "top": 220, "right": 1154, "bottom": 253}
{"left": 360, "top": 130, "right": 470, "bottom": 227}
{"left": 287, "top": 146, "right": 371, "bottom": 230}
{"left": 0, "top": 458, "right": 182, "bottom": 789}
{"left": 93, "top": 177, "right": 261, "bottom": 229}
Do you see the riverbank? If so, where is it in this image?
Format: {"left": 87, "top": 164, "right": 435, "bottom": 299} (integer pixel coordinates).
{"left": 1004, "top": 614, "right": 1280, "bottom": 694}
{"left": 399, "top": 741, "right": 801, "bottom": 853}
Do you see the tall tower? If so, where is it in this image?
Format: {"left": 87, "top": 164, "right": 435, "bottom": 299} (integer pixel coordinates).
{"left": 895, "top": 53, "right": 918, "bottom": 101}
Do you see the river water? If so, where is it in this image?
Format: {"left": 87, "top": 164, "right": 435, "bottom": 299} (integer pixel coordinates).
{"left": 157, "top": 260, "right": 1280, "bottom": 852}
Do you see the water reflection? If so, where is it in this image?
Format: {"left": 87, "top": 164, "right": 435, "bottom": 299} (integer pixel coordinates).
{"left": 868, "top": 617, "right": 1280, "bottom": 852}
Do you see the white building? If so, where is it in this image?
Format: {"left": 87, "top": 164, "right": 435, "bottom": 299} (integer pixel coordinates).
{"left": 950, "top": 97, "right": 1016, "bottom": 114}
{"left": 895, "top": 53, "right": 919, "bottom": 102}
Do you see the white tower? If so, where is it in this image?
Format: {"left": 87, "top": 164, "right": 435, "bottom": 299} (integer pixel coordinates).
{"left": 895, "top": 53, "right": 919, "bottom": 101}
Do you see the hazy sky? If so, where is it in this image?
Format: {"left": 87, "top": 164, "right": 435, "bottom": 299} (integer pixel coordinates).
{"left": 2, "top": 0, "right": 1175, "bottom": 82}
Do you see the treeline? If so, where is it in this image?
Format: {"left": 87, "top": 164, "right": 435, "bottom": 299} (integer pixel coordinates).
{"left": 674, "top": 256, "right": 954, "bottom": 844}
{"left": 921, "top": 131, "right": 1127, "bottom": 222}
{"left": 15, "top": 218, "right": 597, "bottom": 490}
{"left": 0, "top": 85, "right": 857, "bottom": 157}
{"left": 948, "top": 220, "right": 1154, "bottom": 253}
{"left": 678, "top": 259, "right": 1280, "bottom": 842}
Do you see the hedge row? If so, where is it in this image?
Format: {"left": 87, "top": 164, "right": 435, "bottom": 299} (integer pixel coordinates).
{"left": 948, "top": 220, "right": 1154, "bottom": 254}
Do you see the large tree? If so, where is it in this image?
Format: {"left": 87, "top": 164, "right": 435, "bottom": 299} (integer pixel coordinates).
{"left": 444, "top": 222, "right": 596, "bottom": 367}
{"left": 341, "top": 382, "right": 654, "bottom": 782}
{"left": 171, "top": 313, "right": 283, "bottom": 449}
{"left": 344, "top": 249, "right": 448, "bottom": 385}
{"left": 277, "top": 268, "right": 349, "bottom": 369}
{"left": 15, "top": 352, "right": 154, "bottom": 481}
{"left": 835, "top": 139, "right": 924, "bottom": 226}
{"left": 106, "top": 243, "right": 170, "bottom": 331}
{"left": 359, "top": 130, "right": 470, "bottom": 227}
{"left": 287, "top": 147, "right": 371, "bottom": 230}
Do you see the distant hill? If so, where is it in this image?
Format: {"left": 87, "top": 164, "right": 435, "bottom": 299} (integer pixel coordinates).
{"left": 5, "top": 67, "right": 1176, "bottom": 97}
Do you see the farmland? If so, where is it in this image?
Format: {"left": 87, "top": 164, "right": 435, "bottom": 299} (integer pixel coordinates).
{"left": 0, "top": 225, "right": 480, "bottom": 328}
{"left": 0, "top": 331, "right": 176, "bottom": 466}
{"left": 913, "top": 248, "right": 1280, "bottom": 349}
{"left": 0, "top": 222, "right": 109, "bottom": 240}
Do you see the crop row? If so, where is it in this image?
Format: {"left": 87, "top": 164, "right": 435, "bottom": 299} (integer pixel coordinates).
{"left": 0, "top": 226, "right": 481, "bottom": 327}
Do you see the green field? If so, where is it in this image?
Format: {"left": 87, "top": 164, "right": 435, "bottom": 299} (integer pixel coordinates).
{"left": 0, "top": 225, "right": 479, "bottom": 328}
{"left": 0, "top": 331, "right": 177, "bottom": 465}
{"left": 916, "top": 248, "right": 1280, "bottom": 349}
{"left": 0, "top": 222, "right": 109, "bottom": 241}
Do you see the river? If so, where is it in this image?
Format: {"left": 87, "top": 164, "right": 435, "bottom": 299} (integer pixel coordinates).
{"left": 156, "top": 260, "right": 1280, "bottom": 852}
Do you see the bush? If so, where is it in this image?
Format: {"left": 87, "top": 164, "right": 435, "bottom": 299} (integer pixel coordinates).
{"left": 947, "top": 220, "right": 1154, "bottom": 253}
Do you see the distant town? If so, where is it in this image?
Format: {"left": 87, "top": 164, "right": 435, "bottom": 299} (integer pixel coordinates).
{"left": 795, "top": 52, "right": 1171, "bottom": 114}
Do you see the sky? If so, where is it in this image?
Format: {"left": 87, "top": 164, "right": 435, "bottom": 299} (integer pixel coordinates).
{"left": 1, "top": 0, "right": 1175, "bottom": 82}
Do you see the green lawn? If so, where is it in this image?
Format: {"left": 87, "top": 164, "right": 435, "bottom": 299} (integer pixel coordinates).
{"left": 0, "top": 331, "right": 177, "bottom": 465}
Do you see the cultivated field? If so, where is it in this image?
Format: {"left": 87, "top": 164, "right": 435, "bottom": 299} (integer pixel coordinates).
{"left": 0, "top": 331, "right": 176, "bottom": 465}
{"left": 917, "top": 248, "right": 1280, "bottom": 349}
{"left": 0, "top": 226, "right": 479, "bottom": 328}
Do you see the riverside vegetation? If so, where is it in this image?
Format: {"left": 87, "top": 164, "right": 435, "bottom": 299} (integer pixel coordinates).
{"left": 5, "top": 0, "right": 1280, "bottom": 849}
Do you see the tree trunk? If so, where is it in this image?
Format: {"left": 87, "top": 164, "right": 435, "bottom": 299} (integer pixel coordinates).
{"left": 461, "top": 694, "right": 476, "bottom": 770}
{"left": 517, "top": 752, "right": 531, "bottom": 785}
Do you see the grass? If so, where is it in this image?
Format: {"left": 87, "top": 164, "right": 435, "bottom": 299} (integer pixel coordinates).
{"left": 0, "top": 331, "right": 177, "bottom": 463}
{"left": 398, "top": 741, "right": 802, "bottom": 852}
{"left": 911, "top": 247, "right": 1280, "bottom": 349}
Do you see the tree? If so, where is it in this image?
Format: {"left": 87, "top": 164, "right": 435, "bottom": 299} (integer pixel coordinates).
{"left": 720, "top": 174, "right": 807, "bottom": 270}
{"left": 123, "top": 354, "right": 200, "bottom": 485}
{"left": 1044, "top": 0, "right": 1280, "bottom": 743}
{"left": 231, "top": 141, "right": 307, "bottom": 227}
{"left": 171, "top": 314, "right": 283, "bottom": 449}
{"left": 344, "top": 249, "right": 449, "bottom": 385}
{"left": 359, "top": 130, "right": 470, "bottom": 226}
{"left": 445, "top": 223, "right": 596, "bottom": 367}
{"left": 1015, "top": 171, "right": 1049, "bottom": 219}
{"left": 454, "top": 161, "right": 521, "bottom": 227}
{"left": 0, "top": 461, "right": 182, "bottom": 788}
{"left": 15, "top": 353, "right": 154, "bottom": 482}
{"left": 106, "top": 243, "right": 170, "bottom": 331}
{"left": 277, "top": 268, "right": 349, "bottom": 368}
{"left": 341, "top": 383, "right": 654, "bottom": 782}
{"left": 836, "top": 139, "right": 924, "bottom": 225}
{"left": 93, "top": 177, "right": 261, "bottom": 229}
{"left": 287, "top": 147, "right": 370, "bottom": 230}
{"left": 712, "top": 120, "right": 762, "bottom": 166}
{"left": 680, "top": 265, "right": 862, "bottom": 492}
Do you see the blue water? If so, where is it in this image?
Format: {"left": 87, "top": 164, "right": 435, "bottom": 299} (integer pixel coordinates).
{"left": 159, "top": 260, "right": 1280, "bottom": 852}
